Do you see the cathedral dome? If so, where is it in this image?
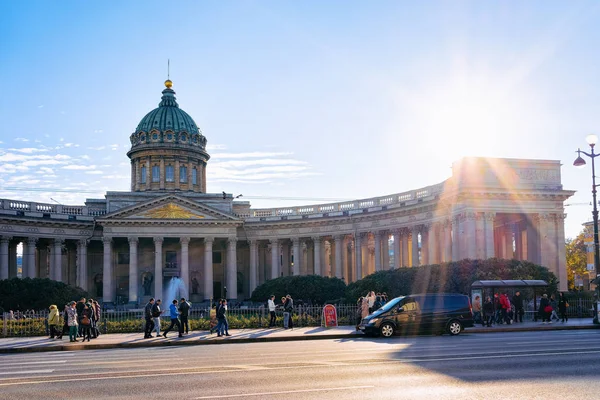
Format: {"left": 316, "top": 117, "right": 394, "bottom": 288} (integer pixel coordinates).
{"left": 129, "top": 80, "right": 208, "bottom": 151}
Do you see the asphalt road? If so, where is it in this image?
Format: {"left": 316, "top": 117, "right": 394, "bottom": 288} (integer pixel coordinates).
{"left": 0, "top": 329, "right": 599, "bottom": 400}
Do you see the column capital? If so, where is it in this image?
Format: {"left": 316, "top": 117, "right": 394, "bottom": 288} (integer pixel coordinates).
{"left": 180, "top": 237, "right": 190, "bottom": 245}
{"left": 127, "top": 236, "right": 139, "bottom": 245}
{"left": 0, "top": 236, "right": 11, "bottom": 244}
{"left": 102, "top": 236, "right": 112, "bottom": 244}
{"left": 54, "top": 238, "right": 64, "bottom": 246}
{"left": 153, "top": 236, "right": 164, "bottom": 245}
{"left": 333, "top": 235, "right": 344, "bottom": 242}
{"left": 292, "top": 237, "right": 301, "bottom": 245}
{"left": 269, "top": 238, "right": 280, "bottom": 245}
{"left": 227, "top": 236, "right": 237, "bottom": 244}
{"left": 204, "top": 236, "right": 214, "bottom": 244}
{"left": 27, "top": 237, "right": 38, "bottom": 245}
{"left": 248, "top": 238, "right": 259, "bottom": 246}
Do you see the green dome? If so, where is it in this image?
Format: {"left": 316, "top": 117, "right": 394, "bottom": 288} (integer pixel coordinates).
{"left": 129, "top": 82, "right": 207, "bottom": 150}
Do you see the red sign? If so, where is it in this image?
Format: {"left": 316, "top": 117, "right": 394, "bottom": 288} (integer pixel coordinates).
{"left": 322, "top": 304, "right": 338, "bottom": 328}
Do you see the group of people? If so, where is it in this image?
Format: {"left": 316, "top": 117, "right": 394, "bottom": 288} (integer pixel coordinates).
{"left": 472, "top": 291, "right": 569, "bottom": 327}
{"left": 143, "top": 297, "right": 191, "bottom": 338}
{"left": 355, "top": 291, "right": 388, "bottom": 328}
{"left": 267, "top": 294, "right": 295, "bottom": 329}
{"left": 47, "top": 297, "right": 101, "bottom": 342}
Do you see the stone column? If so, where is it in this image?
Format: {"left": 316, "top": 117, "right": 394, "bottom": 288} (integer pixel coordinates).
{"left": 175, "top": 159, "right": 181, "bottom": 190}
{"left": 78, "top": 239, "right": 88, "bottom": 291}
{"left": 426, "top": 224, "right": 436, "bottom": 265}
{"left": 270, "top": 238, "right": 279, "bottom": 279}
{"left": 53, "top": 239, "right": 63, "bottom": 282}
{"left": 153, "top": 237, "right": 163, "bottom": 300}
{"left": 312, "top": 237, "right": 322, "bottom": 276}
{"left": 321, "top": 239, "right": 329, "bottom": 276}
{"left": 539, "top": 214, "right": 557, "bottom": 274}
{"left": 556, "top": 214, "right": 568, "bottom": 291}
{"left": 504, "top": 225, "right": 514, "bottom": 259}
{"left": 526, "top": 214, "right": 540, "bottom": 264}
{"left": 204, "top": 237, "right": 214, "bottom": 301}
{"left": 145, "top": 159, "right": 151, "bottom": 190}
{"left": 392, "top": 229, "right": 401, "bottom": 269}
{"left": 249, "top": 240, "right": 258, "bottom": 294}
{"left": 484, "top": 213, "right": 495, "bottom": 259}
{"left": 28, "top": 237, "right": 38, "bottom": 278}
{"left": 349, "top": 240, "right": 356, "bottom": 282}
{"left": 127, "top": 237, "right": 139, "bottom": 303}
{"left": 102, "top": 237, "right": 113, "bottom": 303}
{"left": 334, "top": 235, "right": 343, "bottom": 278}
{"left": 382, "top": 232, "right": 390, "bottom": 270}
{"left": 451, "top": 216, "right": 460, "bottom": 261}
{"left": 411, "top": 227, "right": 419, "bottom": 267}
{"left": 134, "top": 159, "right": 140, "bottom": 191}
{"left": 354, "top": 233, "right": 363, "bottom": 279}
{"left": 180, "top": 237, "right": 190, "bottom": 299}
{"left": 0, "top": 236, "right": 10, "bottom": 280}
{"left": 342, "top": 236, "right": 350, "bottom": 282}
{"left": 226, "top": 237, "right": 237, "bottom": 300}
{"left": 514, "top": 224, "right": 523, "bottom": 260}
{"left": 400, "top": 229, "right": 409, "bottom": 267}
{"left": 292, "top": 238, "right": 301, "bottom": 276}
{"left": 281, "top": 241, "right": 290, "bottom": 276}
{"left": 159, "top": 158, "right": 165, "bottom": 190}
{"left": 443, "top": 220, "right": 452, "bottom": 262}
{"left": 373, "top": 232, "right": 381, "bottom": 272}
{"left": 188, "top": 162, "right": 194, "bottom": 190}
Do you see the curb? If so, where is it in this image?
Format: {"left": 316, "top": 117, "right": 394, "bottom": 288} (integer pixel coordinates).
{"left": 0, "top": 332, "right": 361, "bottom": 354}
{"left": 1, "top": 324, "right": 598, "bottom": 354}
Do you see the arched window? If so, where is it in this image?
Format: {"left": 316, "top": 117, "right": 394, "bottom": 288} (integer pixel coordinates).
{"left": 152, "top": 165, "right": 160, "bottom": 182}
{"left": 166, "top": 165, "right": 174, "bottom": 182}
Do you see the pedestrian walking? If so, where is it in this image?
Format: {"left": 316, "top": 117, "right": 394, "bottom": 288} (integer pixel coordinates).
{"left": 539, "top": 294, "right": 551, "bottom": 323}
{"left": 92, "top": 300, "right": 101, "bottom": 337}
{"left": 162, "top": 300, "right": 182, "bottom": 338}
{"left": 144, "top": 298, "right": 155, "bottom": 338}
{"left": 512, "top": 291, "right": 524, "bottom": 323}
{"left": 472, "top": 296, "right": 482, "bottom": 325}
{"left": 367, "top": 291, "right": 376, "bottom": 314}
{"left": 558, "top": 292, "right": 569, "bottom": 323}
{"left": 268, "top": 295, "right": 277, "bottom": 327}
{"left": 76, "top": 297, "right": 86, "bottom": 337}
{"left": 550, "top": 294, "right": 560, "bottom": 322}
{"left": 283, "top": 294, "right": 294, "bottom": 329}
{"left": 152, "top": 299, "right": 162, "bottom": 337}
{"left": 355, "top": 297, "right": 364, "bottom": 330}
{"left": 482, "top": 296, "right": 494, "bottom": 327}
{"left": 80, "top": 303, "right": 93, "bottom": 342}
{"left": 67, "top": 301, "right": 79, "bottom": 342}
{"left": 500, "top": 293, "right": 512, "bottom": 324}
{"left": 48, "top": 305, "right": 61, "bottom": 339}
{"left": 216, "top": 299, "right": 231, "bottom": 337}
{"left": 178, "top": 298, "right": 191, "bottom": 335}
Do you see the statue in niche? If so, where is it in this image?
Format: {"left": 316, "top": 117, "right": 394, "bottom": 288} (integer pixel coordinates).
{"left": 191, "top": 277, "right": 199, "bottom": 295}
{"left": 141, "top": 272, "right": 154, "bottom": 296}
{"left": 93, "top": 274, "right": 103, "bottom": 297}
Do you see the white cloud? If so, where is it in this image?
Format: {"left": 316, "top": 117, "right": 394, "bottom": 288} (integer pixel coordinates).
{"left": 211, "top": 159, "right": 308, "bottom": 168}
{"left": 79, "top": 155, "right": 91, "bottom": 160}
{"left": 0, "top": 164, "right": 29, "bottom": 173}
{"left": 37, "top": 105, "right": 44, "bottom": 108}
{"left": 102, "top": 174, "right": 129, "bottom": 179}
{"left": 15, "top": 138, "right": 30, "bottom": 142}
{"left": 62, "top": 165, "right": 97, "bottom": 170}
{"left": 37, "top": 167, "right": 55, "bottom": 174}
{"left": 211, "top": 152, "right": 293, "bottom": 159}
{"left": 87, "top": 146, "right": 106, "bottom": 150}
{"left": 7, "top": 148, "right": 49, "bottom": 154}
{"left": 206, "top": 144, "right": 227, "bottom": 150}
{"left": 93, "top": 129, "right": 103, "bottom": 133}
{"left": 85, "top": 170, "right": 104, "bottom": 175}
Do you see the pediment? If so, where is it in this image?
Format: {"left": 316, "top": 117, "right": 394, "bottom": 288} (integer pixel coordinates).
{"left": 98, "top": 195, "right": 239, "bottom": 222}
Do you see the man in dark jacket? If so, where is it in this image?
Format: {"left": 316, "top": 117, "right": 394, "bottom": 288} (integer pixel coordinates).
{"left": 178, "top": 298, "right": 191, "bottom": 335}
{"left": 284, "top": 295, "right": 294, "bottom": 329}
{"left": 76, "top": 297, "right": 86, "bottom": 336}
{"left": 512, "top": 291, "right": 524, "bottom": 323}
{"left": 144, "top": 298, "right": 155, "bottom": 338}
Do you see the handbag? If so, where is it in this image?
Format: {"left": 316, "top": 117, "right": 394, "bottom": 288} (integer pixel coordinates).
{"left": 81, "top": 315, "right": 91, "bottom": 325}
{"left": 565, "top": 302, "right": 569, "bottom": 308}
{"left": 544, "top": 305, "right": 553, "bottom": 313}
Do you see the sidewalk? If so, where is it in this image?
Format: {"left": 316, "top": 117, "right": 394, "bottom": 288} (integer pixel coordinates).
{"left": 0, "top": 319, "right": 597, "bottom": 354}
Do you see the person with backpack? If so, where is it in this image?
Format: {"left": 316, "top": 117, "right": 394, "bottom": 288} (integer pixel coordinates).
{"left": 143, "top": 298, "right": 155, "bottom": 339}
{"left": 178, "top": 298, "right": 191, "bottom": 335}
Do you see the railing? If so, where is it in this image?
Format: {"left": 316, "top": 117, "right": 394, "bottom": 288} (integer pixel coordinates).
{"left": 0, "top": 198, "right": 107, "bottom": 217}
{"left": 1, "top": 305, "right": 361, "bottom": 337}
{"left": 246, "top": 182, "right": 446, "bottom": 219}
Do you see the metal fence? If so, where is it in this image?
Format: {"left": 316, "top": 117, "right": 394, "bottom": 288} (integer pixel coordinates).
{"left": 1, "top": 305, "right": 361, "bottom": 338}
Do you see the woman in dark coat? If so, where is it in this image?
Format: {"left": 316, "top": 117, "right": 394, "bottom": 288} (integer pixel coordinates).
{"left": 80, "top": 303, "right": 93, "bottom": 342}
{"left": 539, "top": 294, "right": 550, "bottom": 323}
{"left": 482, "top": 296, "right": 494, "bottom": 327}
{"left": 558, "top": 292, "right": 569, "bottom": 323}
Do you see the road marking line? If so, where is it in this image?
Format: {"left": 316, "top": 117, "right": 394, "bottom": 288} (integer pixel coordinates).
{"left": 0, "top": 360, "right": 66, "bottom": 367}
{"left": 0, "top": 370, "right": 54, "bottom": 376}
{"left": 193, "top": 386, "right": 376, "bottom": 399}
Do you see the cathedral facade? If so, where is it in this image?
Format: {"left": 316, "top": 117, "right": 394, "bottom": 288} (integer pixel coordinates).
{"left": 0, "top": 81, "right": 575, "bottom": 305}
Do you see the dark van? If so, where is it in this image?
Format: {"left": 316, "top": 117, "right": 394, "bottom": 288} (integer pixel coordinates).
{"left": 358, "top": 293, "right": 474, "bottom": 337}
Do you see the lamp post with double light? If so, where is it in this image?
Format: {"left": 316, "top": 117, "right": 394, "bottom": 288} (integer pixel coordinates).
{"left": 574, "top": 134, "right": 600, "bottom": 322}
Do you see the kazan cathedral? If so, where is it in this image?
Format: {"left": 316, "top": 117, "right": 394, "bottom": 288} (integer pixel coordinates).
{"left": 0, "top": 80, "right": 574, "bottom": 306}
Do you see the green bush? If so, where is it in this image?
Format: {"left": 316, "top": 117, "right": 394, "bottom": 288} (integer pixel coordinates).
{"left": 0, "top": 278, "right": 89, "bottom": 311}
{"left": 250, "top": 275, "right": 347, "bottom": 304}
{"left": 345, "top": 258, "right": 558, "bottom": 301}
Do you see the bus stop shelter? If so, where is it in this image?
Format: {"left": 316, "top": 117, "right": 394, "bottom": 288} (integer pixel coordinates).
{"left": 471, "top": 280, "right": 549, "bottom": 319}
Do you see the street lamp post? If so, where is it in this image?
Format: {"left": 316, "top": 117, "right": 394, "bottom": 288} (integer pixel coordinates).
{"left": 574, "top": 134, "right": 600, "bottom": 322}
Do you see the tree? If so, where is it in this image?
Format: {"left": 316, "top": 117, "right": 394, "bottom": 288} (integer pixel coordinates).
{"left": 0, "top": 278, "right": 89, "bottom": 311}
{"left": 566, "top": 231, "right": 588, "bottom": 290}
{"left": 251, "top": 275, "right": 346, "bottom": 304}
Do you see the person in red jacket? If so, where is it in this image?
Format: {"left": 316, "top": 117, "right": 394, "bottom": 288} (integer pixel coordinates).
{"left": 499, "top": 293, "right": 512, "bottom": 325}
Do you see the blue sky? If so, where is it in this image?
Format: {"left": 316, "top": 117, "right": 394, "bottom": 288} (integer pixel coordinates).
{"left": 1, "top": 1, "right": 600, "bottom": 239}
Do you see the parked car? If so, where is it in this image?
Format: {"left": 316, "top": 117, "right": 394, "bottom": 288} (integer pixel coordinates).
{"left": 358, "top": 293, "right": 474, "bottom": 337}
